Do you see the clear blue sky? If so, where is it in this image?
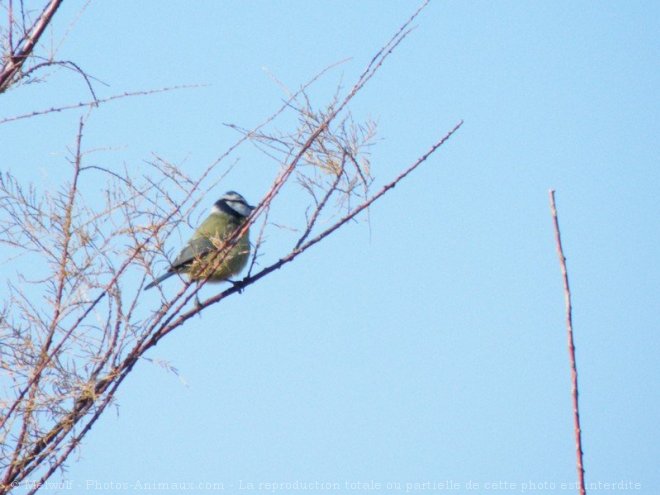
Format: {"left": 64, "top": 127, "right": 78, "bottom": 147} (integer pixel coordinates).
{"left": 2, "top": 1, "right": 659, "bottom": 493}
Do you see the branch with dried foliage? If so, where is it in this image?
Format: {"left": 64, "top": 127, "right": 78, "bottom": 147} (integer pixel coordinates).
{"left": 0, "top": 2, "right": 460, "bottom": 494}
{"left": 549, "top": 190, "right": 587, "bottom": 495}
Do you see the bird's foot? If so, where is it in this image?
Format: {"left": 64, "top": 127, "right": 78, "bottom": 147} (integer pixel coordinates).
{"left": 228, "top": 279, "right": 244, "bottom": 294}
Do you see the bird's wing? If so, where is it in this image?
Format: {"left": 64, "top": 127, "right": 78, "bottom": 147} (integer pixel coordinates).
{"left": 170, "top": 236, "right": 216, "bottom": 270}
{"left": 144, "top": 237, "right": 215, "bottom": 291}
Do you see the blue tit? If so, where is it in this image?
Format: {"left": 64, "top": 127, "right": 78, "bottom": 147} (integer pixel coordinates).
{"left": 145, "top": 191, "right": 255, "bottom": 290}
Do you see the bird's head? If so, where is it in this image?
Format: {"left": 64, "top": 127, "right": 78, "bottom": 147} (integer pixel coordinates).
{"left": 212, "top": 191, "right": 255, "bottom": 218}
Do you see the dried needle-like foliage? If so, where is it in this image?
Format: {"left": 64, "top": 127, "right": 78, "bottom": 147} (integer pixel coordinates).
{"left": 0, "top": 2, "right": 461, "bottom": 493}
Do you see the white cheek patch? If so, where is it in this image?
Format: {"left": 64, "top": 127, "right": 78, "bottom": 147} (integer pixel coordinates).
{"left": 227, "top": 201, "right": 253, "bottom": 217}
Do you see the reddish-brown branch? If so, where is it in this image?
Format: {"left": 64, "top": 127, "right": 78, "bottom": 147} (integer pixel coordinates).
{"left": 131, "top": 3, "right": 430, "bottom": 353}
{"left": 1, "top": 3, "right": 448, "bottom": 490}
{"left": 1, "top": 117, "right": 84, "bottom": 488}
{"left": 549, "top": 189, "right": 586, "bottom": 495}
{"left": 150, "top": 120, "right": 464, "bottom": 347}
{"left": 0, "top": 0, "right": 64, "bottom": 93}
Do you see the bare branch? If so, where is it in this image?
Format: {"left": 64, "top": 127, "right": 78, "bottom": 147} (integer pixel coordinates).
{"left": 0, "top": 85, "right": 206, "bottom": 125}
{"left": 0, "top": 0, "right": 63, "bottom": 93}
{"left": 549, "top": 190, "right": 587, "bottom": 495}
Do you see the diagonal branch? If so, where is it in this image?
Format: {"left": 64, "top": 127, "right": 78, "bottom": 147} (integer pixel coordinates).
{"left": 0, "top": 0, "right": 63, "bottom": 93}
{"left": 156, "top": 120, "right": 464, "bottom": 344}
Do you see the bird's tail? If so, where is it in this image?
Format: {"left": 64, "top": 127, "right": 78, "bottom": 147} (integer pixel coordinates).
{"left": 144, "top": 271, "right": 175, "bottom": 291}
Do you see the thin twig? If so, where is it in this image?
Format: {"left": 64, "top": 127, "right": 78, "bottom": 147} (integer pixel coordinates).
{"left": 0, "top": 85, "right": 206, "bottom": 125}
{"left": 549, "top": 189, "right": 586, "bottom": 495}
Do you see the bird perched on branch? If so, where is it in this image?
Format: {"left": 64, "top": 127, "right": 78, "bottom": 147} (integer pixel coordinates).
{"left": 145, "top": 191, "right": 255, "bottom": 290}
